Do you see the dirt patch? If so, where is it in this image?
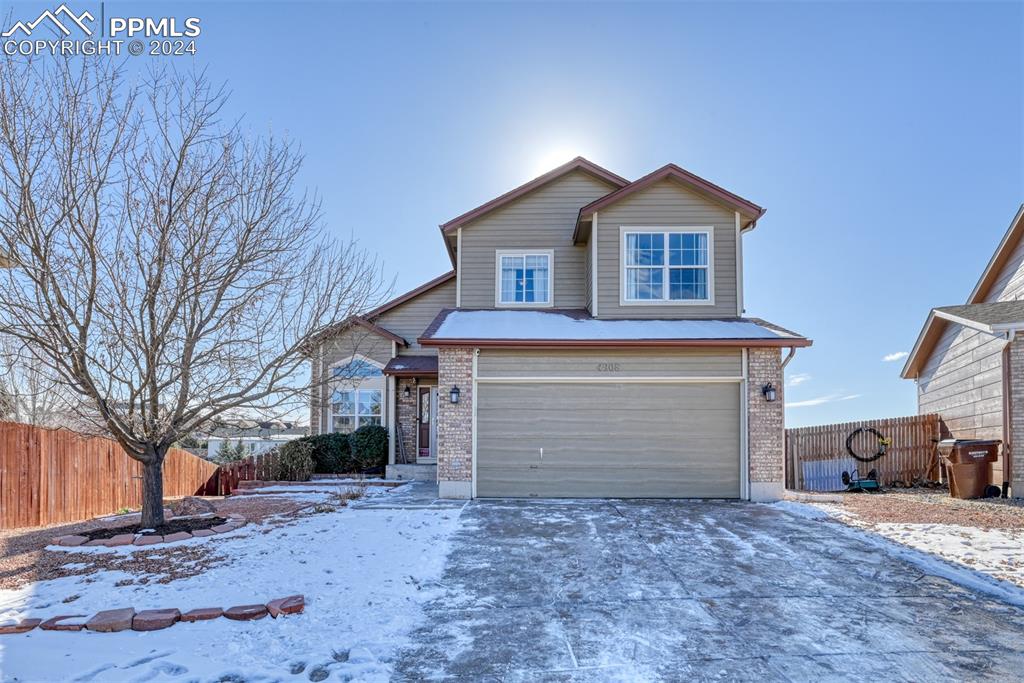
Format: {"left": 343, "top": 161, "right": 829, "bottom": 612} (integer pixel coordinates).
{"left": 835, "top": 489, "right": 1024, "bottom": 530}
{"left": 81, "top": 516, "right": 228, "bottom": 541}
{"left": 0, "top": 494, "right": 319, "bottom": 591}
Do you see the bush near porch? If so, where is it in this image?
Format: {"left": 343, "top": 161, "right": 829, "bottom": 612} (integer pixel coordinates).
{"left": 293, "top": 427, "right": 388, "bottom": 475}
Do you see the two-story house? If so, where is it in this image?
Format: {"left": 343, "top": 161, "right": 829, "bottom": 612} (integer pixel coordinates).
{"left": 309, "top": 158, "right": 810, "bottom": 501}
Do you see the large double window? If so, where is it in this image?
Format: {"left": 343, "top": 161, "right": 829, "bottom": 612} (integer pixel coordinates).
{"left": 497, "top": 250, "right": 552, "bottom": 306}
{"left": 623, "top": 229, "right": 712, "bottom": 302}
{"left": 330, "top": 357, "right": 383, "bottom": 433}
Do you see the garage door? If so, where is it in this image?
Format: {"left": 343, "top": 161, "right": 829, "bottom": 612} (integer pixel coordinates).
{"left": 476, "top": 381, "right": 741, "bottom": 498}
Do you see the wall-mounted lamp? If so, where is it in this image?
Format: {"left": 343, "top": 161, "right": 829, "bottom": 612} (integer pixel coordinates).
{"left": 762, "top": 383, "right": 777, "bottom": 402}
{"left": 449, "top": 385, "right": 461, "bottom": 404}
{"left": 403, "top": 384, "right": 411, "bottom": 398}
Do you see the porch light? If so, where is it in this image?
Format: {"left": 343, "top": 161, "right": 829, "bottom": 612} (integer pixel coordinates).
{"left": 404, "top": 385, "right": 411, "bottom": 398}
{"left": 449, "top": 385, "right": 461, "bottom": 404}
{"left": 762, "top": 383, "right": 777, "bottom": 402}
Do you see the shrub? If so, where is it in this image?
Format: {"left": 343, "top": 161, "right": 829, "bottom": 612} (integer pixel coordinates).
{"left": 348, "top": 425, "right": 388, "bottom": 471}
{"left": 216, "top": 439, "right": 247, "bottom": 464}
{"left": 303, "top": 432, "right": 353, "bottom": 473}
{"left": 275, "top": 439, "right": 314, "bottom": 481}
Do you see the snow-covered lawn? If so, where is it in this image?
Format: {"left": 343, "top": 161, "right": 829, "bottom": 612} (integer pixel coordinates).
{"left": 0, "top": 486, "right": 463, "bottom": 682}
{"left": 794, "top": 494, "right": 1024, "bottom": 595}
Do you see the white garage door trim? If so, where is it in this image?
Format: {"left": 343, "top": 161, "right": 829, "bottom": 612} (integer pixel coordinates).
{"left": 470, "top": 347, "right": 751, "bottom": 499}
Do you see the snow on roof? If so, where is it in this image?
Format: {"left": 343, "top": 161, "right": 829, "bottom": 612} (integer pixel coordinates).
{"left": 429, "top": 310, "right": 799, "bottom": 341}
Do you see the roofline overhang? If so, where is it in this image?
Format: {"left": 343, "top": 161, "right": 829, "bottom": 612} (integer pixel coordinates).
{"left": 364, "top": 270, "right": 456, "bottom": 319}
{"left": 418, "top": 337, "right": 812, "bottom": 349}
{"left": 440, "top": 157, "right": 628, "bottom": 235}
{"left": 382, "top": 368, "right": 440, "bottom": 378}
{"left": 901, "top": 308, "right": 1024, "bottom": 379}
{"left": 968, "top": 204, "right": 1024, "bottom": 304}
{"left": 302, "top": 315, "right": 408, "bottom": 357}
{"left": 572, "top": 164, "right": 765, "bottom": 243}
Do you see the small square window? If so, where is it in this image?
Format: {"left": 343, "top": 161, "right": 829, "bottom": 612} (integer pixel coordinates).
{"left": 498, "top": 251, "right": 551, "bottom": 305}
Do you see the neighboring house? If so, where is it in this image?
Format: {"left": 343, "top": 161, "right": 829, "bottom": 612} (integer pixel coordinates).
{"left": 902, "top": 204, "right": 1024, "bottom": 497}
{"left": 206, "top": 422, "right": 309, "bottom": 460}
{"left": 310, "top": 158, "right": 810, "bottom": 501}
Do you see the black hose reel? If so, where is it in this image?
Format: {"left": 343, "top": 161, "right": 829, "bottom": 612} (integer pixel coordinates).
{"left": 846, "top": 427, "right": 891, "bottom": 463}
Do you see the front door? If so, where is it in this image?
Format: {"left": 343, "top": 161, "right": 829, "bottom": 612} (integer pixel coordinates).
{"left": 417, "top": 386, "right": 437, "bottom": 461}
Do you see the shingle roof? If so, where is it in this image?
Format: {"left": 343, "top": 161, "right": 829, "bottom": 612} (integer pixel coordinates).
{"left": 934, "top": 301, "right": 1024, "bottom": 331}
{"left": 382, "top": 355, "right": 438, "bottom": 377}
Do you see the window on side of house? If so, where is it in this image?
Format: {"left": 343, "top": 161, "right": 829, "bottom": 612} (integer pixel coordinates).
{"left": 496, "top": 251, "right": 552, "bottom": 306}
{"left": 330, "top": 357, "right": 383, "bottom": 433}
{"left": 623, "top": 230, "right": 711, "bottom": 302}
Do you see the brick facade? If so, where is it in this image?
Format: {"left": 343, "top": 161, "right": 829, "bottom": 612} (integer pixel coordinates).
{"left": 395, "top": 378, "right": 419, "bottom": 463}
{"left": 747, "top": 347, "right": 785, "bottom": 501}
{"left": 436, "top": 347, "right": 474, "bottom": 498}
{"left": 1008, "top": 337, "right": 1024, "bottom": 496}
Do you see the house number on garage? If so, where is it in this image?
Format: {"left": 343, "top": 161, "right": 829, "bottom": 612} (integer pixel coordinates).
{"left": 596, "top": 363, "right": 622, "bottom": 372}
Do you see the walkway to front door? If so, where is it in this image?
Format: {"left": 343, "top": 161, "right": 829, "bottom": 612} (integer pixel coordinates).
{"left": 417, "top": 386, "right": 438, "bottom": 463}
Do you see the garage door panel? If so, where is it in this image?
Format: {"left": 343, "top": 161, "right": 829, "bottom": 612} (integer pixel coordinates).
{"left": 479, "top": 465, "right": 739, "bottom": 499}
{"left": 476, "top": 380, "right": 740, "bottom": 498}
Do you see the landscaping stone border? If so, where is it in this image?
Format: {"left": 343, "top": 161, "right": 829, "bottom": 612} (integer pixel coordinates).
{"left": 52, "top": 514, "right": 247, "bottom": 548}
{"left": 0, "top": 595, "right": 303, "bottom": 635}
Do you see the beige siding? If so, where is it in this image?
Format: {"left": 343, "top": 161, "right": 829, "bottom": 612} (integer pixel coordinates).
{"left": 312, "top": 327, "right": 393, "bottom": 435}
{"left": 596, "top": 179, "right": 738, "bottom": 319}
{"left": 375, "top": 278, "right": 455, "bottom": 353}
{"left": 476, "top": 381, "right": 740, "bottom": 498}
{"left": 458, "top": 170, "right": 617, "bottom": 309}
{"left": 477, "top": 348, "right": 742, "bottom": 378}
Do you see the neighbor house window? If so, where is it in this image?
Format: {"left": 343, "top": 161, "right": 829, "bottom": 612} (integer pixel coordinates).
{"left": 330, "top": 357, "right": 383, "bottom": 433}
{"left": 496, "top": 251, "right": 552, "bottom": 305}
{"left": 623, "top": 230, "right": 711, "bottom": 302}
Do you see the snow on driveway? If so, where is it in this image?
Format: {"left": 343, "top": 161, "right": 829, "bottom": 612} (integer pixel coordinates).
{"left": 0, "top": 486, "right": 463, "bottom": 682}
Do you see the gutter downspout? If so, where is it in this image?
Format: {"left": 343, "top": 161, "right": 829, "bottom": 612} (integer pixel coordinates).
{"left": 781, "top": 346, "right": 797, "bottom": 370}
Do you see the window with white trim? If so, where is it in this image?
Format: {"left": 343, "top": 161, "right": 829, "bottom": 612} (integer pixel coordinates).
{"left": 623, "top": 230, "right": 710, "bottom": 301}
{"left": 497, "top": 252, "right": 551, "bottom": 305}
{"left": 330, "top": 357, "right": 383, "bottom": 433}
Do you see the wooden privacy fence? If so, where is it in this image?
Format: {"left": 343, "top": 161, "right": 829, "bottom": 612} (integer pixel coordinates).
{"left": 0, "top": 421, "right": 219, "bottom": 529}
{"left": 785, "top": 414, "right": 943, "bottom": 492}
{"left": 214, "top": 451, "right": 283, "bottom": 496}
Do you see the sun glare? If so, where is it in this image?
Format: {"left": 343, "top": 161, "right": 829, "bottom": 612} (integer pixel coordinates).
{"left": 530, "top": 147, "right": 585, "bottom": 177}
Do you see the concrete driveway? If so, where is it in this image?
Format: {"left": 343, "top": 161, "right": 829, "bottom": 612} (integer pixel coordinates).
{"left": 394, "top": 499, "right": 1024, "bottom": 681}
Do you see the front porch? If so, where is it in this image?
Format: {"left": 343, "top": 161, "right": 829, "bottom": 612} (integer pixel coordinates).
{"left": 384, "top": 356, "right": 441, "bottom": 477}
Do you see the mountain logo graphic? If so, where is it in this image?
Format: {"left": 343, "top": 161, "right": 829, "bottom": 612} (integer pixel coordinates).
{"left": 2, "top": 4, "right": 95, "bottom": 38}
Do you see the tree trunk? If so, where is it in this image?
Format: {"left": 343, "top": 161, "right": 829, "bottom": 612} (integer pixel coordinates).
{"left": 140, "top": 452, "right": 166, "bottom": 528}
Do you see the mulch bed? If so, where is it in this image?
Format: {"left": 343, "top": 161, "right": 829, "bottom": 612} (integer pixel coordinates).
{"left": 81, "top": 516, "right": 229, "bottom": 542}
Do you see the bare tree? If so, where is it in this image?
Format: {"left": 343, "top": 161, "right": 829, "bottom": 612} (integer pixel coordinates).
{"left": 0, "top": 334, "right": 68, "bottom": 426}
{"left": 0, "top": 56, "right": 385, "bottom": 526}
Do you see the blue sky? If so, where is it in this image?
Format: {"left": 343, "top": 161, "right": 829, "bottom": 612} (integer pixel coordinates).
{"left": 8, "top": 1, "right": 1023, "bottom": 426}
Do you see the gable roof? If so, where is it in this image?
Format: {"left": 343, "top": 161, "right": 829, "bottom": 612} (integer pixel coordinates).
{"left": 363, "top": 270, "right": 455, "bottom": 319}
{"left": 902, "top": 205, "right": 1024, "bottom": 379}
{"left": 439, "top": 157, "right": 628, "bottom": 234}
{"left": 305, "top": 271, "right": 455, "bottom": 352}
{"left": 572, "top": 163, "right": 766, "bottom": 243}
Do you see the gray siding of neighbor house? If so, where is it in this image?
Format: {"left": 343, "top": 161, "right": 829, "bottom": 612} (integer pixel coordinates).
{"left": 477, "top": 348, "right": 742, "bottom": 378}
{"left": 310, "top": 327, "right": 393, "bottom": 435}
{"left": 375, "top": 277, "right": 456, "bottom": 354}
{"left": 457, "top": 170, "right": 618, "bottom": 309}
{"left": 595, "top": 179, "right": 738, "bottom": 319}
{"left": 916, "top": 234, "right": 1024, "bottom": 481}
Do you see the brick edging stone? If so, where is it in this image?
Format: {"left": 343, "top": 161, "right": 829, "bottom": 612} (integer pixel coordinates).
{"left": 0, "top": 595, "right": 304, "bottom": 635}
{"left": 53, "top": 514, "right": 247, "bottom": 548}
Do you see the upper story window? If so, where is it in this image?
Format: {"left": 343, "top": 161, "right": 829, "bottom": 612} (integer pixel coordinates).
{"left": 496, "top": 250, "right": 553, "bottom": 306}
{"left": 622, "top": 229, "right": 712, "bottom": 303}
